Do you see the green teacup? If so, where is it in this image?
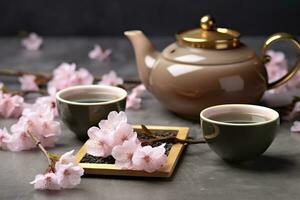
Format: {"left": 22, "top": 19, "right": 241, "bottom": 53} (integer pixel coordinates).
{"left": 56, "top": 85, "right": 127, "bottom": 141}
{"left": 200, "top": 104, "right": 279, "bottom": 162}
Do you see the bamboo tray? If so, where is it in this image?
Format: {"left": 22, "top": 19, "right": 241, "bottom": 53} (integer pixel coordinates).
{"left": 75, "top": 125, "right": 189, "bottom": 178}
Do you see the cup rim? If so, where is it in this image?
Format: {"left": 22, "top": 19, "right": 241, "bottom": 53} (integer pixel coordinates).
{"left": 200, "top": 104, "right": 279, "bottom": 126}
{"left": 56, "top": 85, "right": 127, "bottom": 106}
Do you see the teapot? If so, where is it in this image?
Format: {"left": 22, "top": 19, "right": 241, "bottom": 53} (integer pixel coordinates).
{"left": 125, "top": 15, "right": 300, "bottom": 119}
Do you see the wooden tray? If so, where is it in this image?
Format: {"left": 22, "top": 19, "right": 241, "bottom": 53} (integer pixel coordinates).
{"left": 75, "top": 125, "right": 189, "bottom": 178}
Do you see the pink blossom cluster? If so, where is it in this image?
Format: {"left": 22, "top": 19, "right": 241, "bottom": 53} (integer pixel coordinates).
{"left": 126, "top": 84, "right": 146, "bottom": 109}
{"left": 19, "top": 74, "right": 39, "bottom": 91}
{"left": 30, "top": 150, "right": 84, "bottom": 190}
{"left": 86, "top": 111, "right": 167, "bottom": 173}
{"left": 89, "top": 44, "right": 112, "bottom": 61}
{"left": 0, "top": 91, "right": 24, "bottom": 118}
{"left": 264, "top": 50, "right": 300, "bottom": 123}
{"left": 21, "top": 33, "right": 43, "bottom": 51}
{"left": 291, "top": 121, "right": 300, "bottom": 133}
{"left": 47, "top": 63, "right": 94, "bottom": 94}
{"left": 35, "top": 95, "right": 59, "bottom": 117}
{"left": 0, "top": 103, "right": 61, "bottom": 151}
{"left": 266, "top": 50, "right": 300, "bottom": 93}
{"left": 98, "top": 70, "right": 124, "bottom": 86}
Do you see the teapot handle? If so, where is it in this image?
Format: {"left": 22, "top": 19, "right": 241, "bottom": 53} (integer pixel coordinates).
{"left": 262, "top": 32, "right": 300, "bottom": 90}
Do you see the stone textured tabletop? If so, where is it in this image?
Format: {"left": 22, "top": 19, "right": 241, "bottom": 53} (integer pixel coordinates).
{"left": 0, "top": 37, "right": 300, "bottom": 200}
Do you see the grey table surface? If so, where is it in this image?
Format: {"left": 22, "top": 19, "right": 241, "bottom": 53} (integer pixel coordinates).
{"left": 0, "top": 36, "right": 300, "bottom": 200}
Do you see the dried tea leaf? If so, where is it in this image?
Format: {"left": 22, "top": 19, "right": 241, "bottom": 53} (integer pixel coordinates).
{"left": 141, "top": 124, "right": 156, "bottom": 138}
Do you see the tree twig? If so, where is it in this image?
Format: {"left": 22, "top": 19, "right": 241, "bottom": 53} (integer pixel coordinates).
{"left": 0, "top": 68, "right": 141, "bottom": 85}
{"left": 27, "top": 131, "right": 52, "bottom": 167}
{"left": 141, "top": 124, "right": 156, "bottom": 138}
{"left": 140, "top": 124, "right": 207, "bottom": 145}
{"left": 10, "top": 89, "right": 48, "bottom": 96}
{"left": 141, "top": 135, "right": 206, "bottom": 146}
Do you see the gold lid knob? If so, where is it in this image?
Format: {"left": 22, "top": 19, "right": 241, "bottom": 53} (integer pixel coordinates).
{"left": 200, "top": 15, "right": 215, "bottom": 31}
{"left": 176, "top": 15, "right": 240, "bottom": 49}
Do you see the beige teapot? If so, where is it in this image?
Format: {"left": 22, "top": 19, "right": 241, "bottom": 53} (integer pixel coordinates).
{"left": 125, "top": 15, "right": 300, "bottom": 119}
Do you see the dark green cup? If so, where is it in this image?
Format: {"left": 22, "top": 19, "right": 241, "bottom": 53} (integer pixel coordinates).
{"left": 200, "top": 104, "right": 279, "bottom": 162}
{"left": 56, "top": 85, "right": 127, "bottom": 141}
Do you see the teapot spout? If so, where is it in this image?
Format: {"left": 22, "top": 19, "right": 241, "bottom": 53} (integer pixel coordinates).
{"left": 124, "top": 30, "right": 160, "bottom": 90}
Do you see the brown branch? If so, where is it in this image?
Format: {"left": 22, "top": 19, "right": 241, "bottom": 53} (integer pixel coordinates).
{"left": 0, "top": 68, "right": 141, "bottom": 85}
{"left": 141, "top": 135, "right": 206, "bottom": 146}
{"left": 140, "top": 124, "right": 207, "bottom": 145}
{"left": 0, "top": 69, "right": 51, "bottom": 84}
{"left": 10, "top": 89, "right": 48, "bottom": 96}
{"left": 141, "top": 124, "right": 156, "bottom": 138}
{"left": 27, "top": 131, "right": 52, "bottom": 167}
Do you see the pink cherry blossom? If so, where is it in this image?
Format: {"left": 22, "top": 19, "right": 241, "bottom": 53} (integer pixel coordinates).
{"left": 89, "top": 44, "right": 112, "bottom": 61}
{"left": 18, "top": 74, "right": 39, "bottom": 91}
{"left": 30, "top": 150, "right": 83, "bottom": 190}
{"left": 30, "top": 173, "right": 61, "bottom": 190}
{"left": 98, "top": 111, "right": 127, "bottom": 131}
{"left": 84, "top": 111, "right": 168, "bottom": 172}
{"left": 38, "top": 134, "right": 57, "bottom": 148}
{"left": 98, "top": 70, "right": 124, "bottom": 86}
{"left": 86, "top": 111, "right": 135, "bottom": 157}
{"left": 0, "top": 92, "right": 24, "bottom": 118}
{"left": 75, "top": 68, "right": 94, "bottom": 85}
{"left": 126, "top": 84, "right": 146, "bottom": 110}
{"left": 0, "top": 128, "right": 11, "bottom": 150}
{"left": 113, "top": 123, "right": 137, "bottom": 146}
{"left": 34, "top": 95, "right": 58, "bottom": 117}
{"left": 6, "top": 131, "right": 35, "bottom": 151}
{"left": 132, "top": 84, "right": 146, "bottom": 96}
{"left": 112, "top": 136, "right": 141, "bottom": 169}
{"left": 48, "top": 63, "right": 76, "bottom": 91}
{"left": 266, "top": 50, "right": 287, "bottom": 68}
{"left": 126, "top": 92, "right": 142, "bottom": 110}
{"left": 56, "top": 150, "right": 77, "bottom": 166}
{"left": 291, "top": 121, "right": 300, "bottom": 132}
{"left": 22, "top": 33, "right": 43, "bottom": 51}
{"left": 47, "top": 63, "right": 94, "bottom": 93}
{"left": 132, "top": 144, "right": 167, "bottom": 173}
{"left": 22, "top": 102, "right": 55, "bottom": 120}
{"left": 265, "top": 50, "right": 300, "bottom": 92}
{"left": 265, "top": 50, "right": 289, "bottom": 93}
{"left": 55, "top": 163, "right": 84, "bottom": 189}
{"left": 86, "top": 127, "right": 113, "bottom": 157}
{"left": 7, "top": 103, "right": 61, "bottom": 150}
{"left": 53, "top": 150, "right": 84, "bottom": 189}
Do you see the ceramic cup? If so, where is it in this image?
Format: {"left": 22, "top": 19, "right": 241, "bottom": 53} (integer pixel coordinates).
{"left": 200, "top": 104, "right": 279, "bottom": 162}
{"left": 56, "top": 85, "right": 127, "bottom": 141}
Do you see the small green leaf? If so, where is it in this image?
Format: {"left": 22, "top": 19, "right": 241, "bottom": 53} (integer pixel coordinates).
{"left": 48, "top": 152, "right": 60, "bottom": 162}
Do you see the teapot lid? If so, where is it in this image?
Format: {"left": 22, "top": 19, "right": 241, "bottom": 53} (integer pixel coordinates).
{"left": 176, "top": 15, "right": 240, "bottom": 49}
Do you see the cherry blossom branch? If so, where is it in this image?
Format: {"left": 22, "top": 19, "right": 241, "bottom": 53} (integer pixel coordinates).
{"left": 141, "top": 135, "right": 206, "bottom": 145}
{"left": 141, "top": 124, "right": 156, "bottom": 138}
{"left": 10, "top": 89, "right": 48, "bottom": 96}
{"left": 140, "top": 124, "right": 207, "bottom": 145}
{"left": 0, "top": 68, "right": 141, "bottom": 84}
{"left": 0, "top": 68, "right": 51, "bottom": 84}
{"left": 27, "top": 131, "right": 52, "bottom": 167}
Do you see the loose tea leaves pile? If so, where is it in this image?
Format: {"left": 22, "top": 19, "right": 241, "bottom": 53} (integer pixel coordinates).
{"left": 80, "top": 129, "right": 177, "bottom": 164}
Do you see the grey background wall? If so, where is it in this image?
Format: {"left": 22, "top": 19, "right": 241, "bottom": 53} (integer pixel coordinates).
{"left": 0, "top": 0, "right": 299, "bottom": 36}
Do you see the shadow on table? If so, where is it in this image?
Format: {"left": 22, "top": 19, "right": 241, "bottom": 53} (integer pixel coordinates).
{"left": 225, "top": 154, "right": 296, "bottom": 172}
{"left": 30, "top": 187, "right": 89, "bottom": 199}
